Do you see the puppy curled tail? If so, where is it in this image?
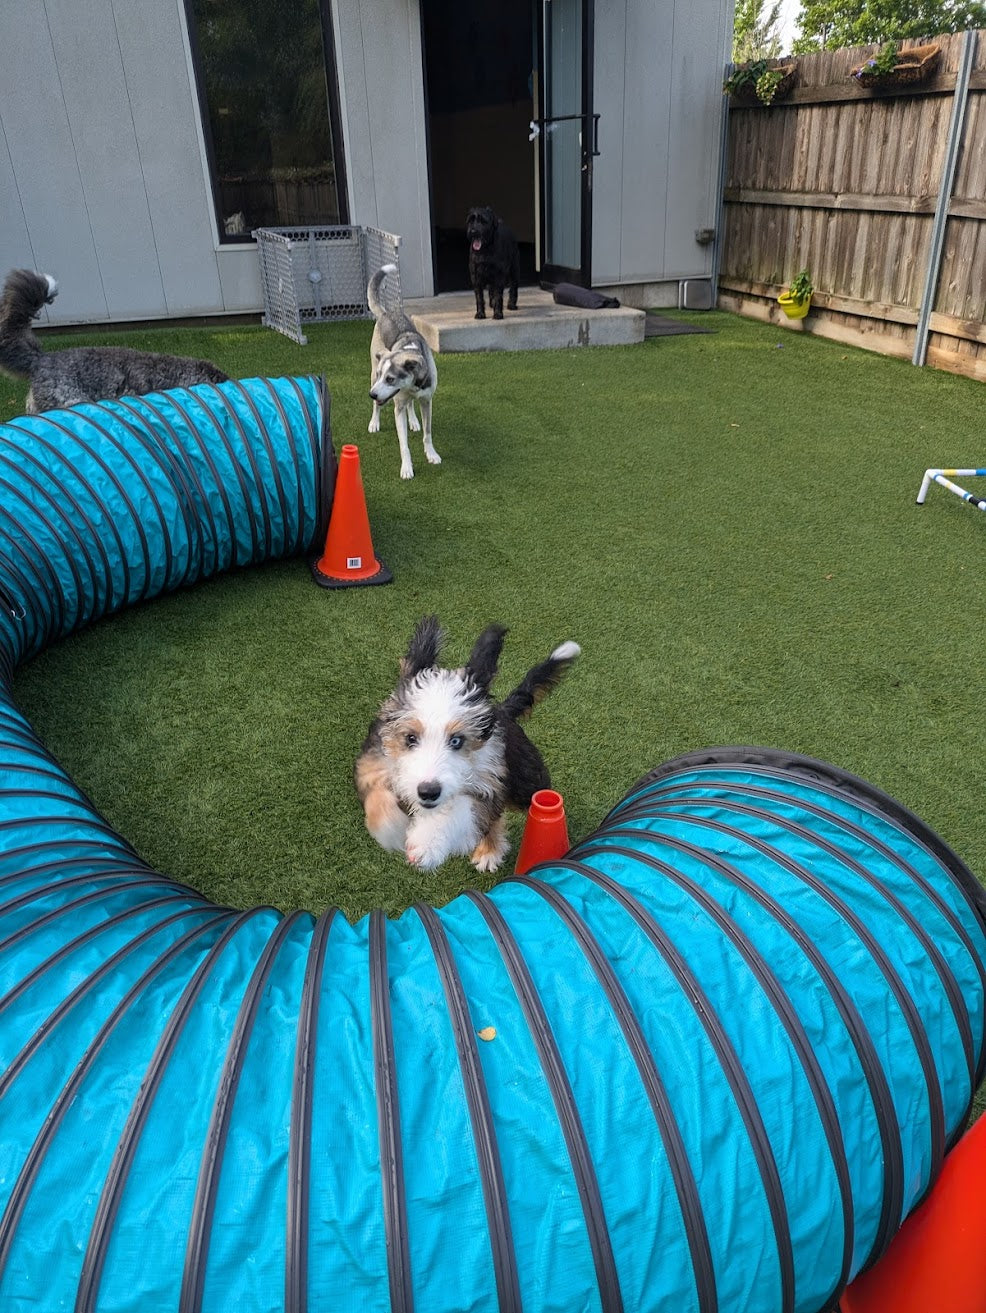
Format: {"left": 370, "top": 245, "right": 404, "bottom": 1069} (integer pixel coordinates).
{"left": 0, "top": 269, "right": 58, "bottom": 378}
{"left": 367, "top": 263, "right": 399, "bottom": 320}
{"left": 500, "top": 641, "right": 580, "bottom": 722}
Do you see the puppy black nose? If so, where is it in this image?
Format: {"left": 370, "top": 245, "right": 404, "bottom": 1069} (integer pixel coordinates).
{"left": 417, "top": 781, "right": 442, "bottom": 805}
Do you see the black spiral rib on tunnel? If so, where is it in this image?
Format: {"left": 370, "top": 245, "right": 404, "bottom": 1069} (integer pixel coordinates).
{"left": 196, "top": 384, "right": 275, "bottom": 561}
{"left": 610, "top": 803, "right": 948, "bottom": 1190}
{"left": 465, "top": 891, "right": 624, "bottom": 1313}
{"left": 566, "top": 842, "right": 854, "bottom": 1304}
{"left": 113, "top": 396, "right": 213, "bottom": 584}
{"left": 505, "top": 875, "right": 723, "bottom": 1313}
{"left": 0, "top": 479, "right": 74, "bottom": 637}
{"left": 312, "top": 376, "right": 336, "bottom": 548}
{"left": 575, "top": 816, "right": 918, "bottom": 1269}
{"left": 643, "top": 773, "right": 986, "bottom": 1013}
{"left": 0, "top": 434, "right": 118, "bottom": 618}
{"left": 179, "top": 911, "right": 305, "bottom": 1313}
{"left": 74, "top": 909, "right": 261, "bottom": 1313}
{"left": 228, "top": 383, "right": 293, "bottom": 541}
{"left": 0, "top": 879, "right": 191, "bottom": 960}
{"left": 370, "top": 908, "right": 414, "bottom": 1313}
{"left": 0, "top": 910, "right": 232, "bottom": 1281}
{"left": 571, "top": 819, "right": 901, "bottom": 1270}
{"left": 624, "top": 748, "right": 986, "bottom": 930}
{"left": 414, "top": 903, "right": 523, "bottom": 1313}
{"left": 0, "top": 891, "right": 197, "bottom": 1017}
{"left": 285, "top": 908, "right": 337, "bottom": 1313}
{"left": 646, "top": 785, "right": 978, "bottom": 1099}
{"left": 4, "top": 412, "right": 146, "bottom": 608}
{"left": 284, "top": 375, "right": 328, "bottom": 543}
{"left": 47, "top": 407, "right": 179, "bottom": 604}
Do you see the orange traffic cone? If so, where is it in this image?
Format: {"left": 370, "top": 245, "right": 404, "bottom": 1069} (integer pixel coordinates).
{"left": 839, "top": 1112, "right": 986, "bottom": 1313}
{"left": 515, "top": 789, "right": 571, "bottom": 874}
{"left": 310, "top": 444, "right": 392, "bottom": 589}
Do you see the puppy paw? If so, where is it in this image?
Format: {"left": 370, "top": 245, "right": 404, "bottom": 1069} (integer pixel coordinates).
{"left": 368, "top": 416, "right": 381, "bottom": 433}
{"left": 408, "top": 411, "right": 421, "bottom": 432}
{"left": 400, "top": 464, "right": 415, "bottom": 480}
{"left": 406, "top": 837, "right": 444, "bottom": 869}
{"left": 471, "top": 848, "right": 504, "bottom": 873}
{"left": 470, "top": 830, "right": 508, "bottom": 873}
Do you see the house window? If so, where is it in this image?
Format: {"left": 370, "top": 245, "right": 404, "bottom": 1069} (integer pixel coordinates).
{"left": 186, "top": 0, "right": 347, "bottom": 240}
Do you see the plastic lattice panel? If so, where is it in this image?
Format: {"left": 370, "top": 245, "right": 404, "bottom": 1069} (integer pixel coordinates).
{"left": 252, "top": 225, "right": 403, "bottom": 344}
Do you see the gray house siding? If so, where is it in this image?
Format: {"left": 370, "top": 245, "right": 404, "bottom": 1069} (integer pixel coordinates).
{"left": 328, "top": 0, "right": 433, "bottom": 301}
{"left": 593, "top": 0, "right": 732, "bottom": 293}
{"left": 0, "top": 0, "right": 731, "bottom": 325}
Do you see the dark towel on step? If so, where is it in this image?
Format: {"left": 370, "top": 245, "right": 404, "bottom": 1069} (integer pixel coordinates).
{"left": 552, "top": 282, "right": 621, "bottom": 310}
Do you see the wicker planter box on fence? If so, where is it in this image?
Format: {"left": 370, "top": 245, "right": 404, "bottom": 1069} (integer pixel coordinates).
{"left": 729, "top": 62, "right": 798, "bottom": 105}
{"left": 852, "top": 42, "right": 941, "bottom": 89}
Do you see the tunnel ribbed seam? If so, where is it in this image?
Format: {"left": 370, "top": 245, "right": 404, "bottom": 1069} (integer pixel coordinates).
{"left": 285, "top": 908, "right": 336, "bottom": 1313}
{"left": 179, "top": 911, "right": 305, "bottom": 1313}
{"left": 76, "top": 910, "right": 260, "bottom": 1313}
{"left": 370, "top": 908, "right": 414, "bottom": 1313}
{"left": 507, "top": 875, "right": 720, "bottom": 1313}
{"left": 0, "top": 911, "right": 230, "bottom": 1281}
{"left": 415, "top": 903, "right": 523, "bottom": 1313}
{"left": 466, "top": 891, "right": 625, "bottom": 1313}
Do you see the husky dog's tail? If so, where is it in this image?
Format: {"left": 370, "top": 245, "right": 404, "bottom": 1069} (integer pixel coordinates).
{"left": 366, "top": 263, "right": 398, "bottom": 320}
{"left": 0, "top": 269, "right": 58, "bottom": 379}
{"left": 500, "top": 641, "right": 581, "bottom": 722}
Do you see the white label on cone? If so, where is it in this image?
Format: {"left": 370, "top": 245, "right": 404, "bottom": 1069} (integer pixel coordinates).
{"left": 347, "top": 556, "right": 362, "bottom": 569}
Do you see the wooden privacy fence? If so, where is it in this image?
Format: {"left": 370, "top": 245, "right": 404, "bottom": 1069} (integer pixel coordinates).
{"left": 718, "top": 29, "right": 986, "bottom": 382}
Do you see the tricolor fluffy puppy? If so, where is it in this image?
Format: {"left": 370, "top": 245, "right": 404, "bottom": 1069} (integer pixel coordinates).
{"left": 355, "top": 616, "right": 579, "bottom": 871}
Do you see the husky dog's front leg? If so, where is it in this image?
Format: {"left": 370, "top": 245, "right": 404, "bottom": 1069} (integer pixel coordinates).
{"left": 394, "top": 400, "right": 414, "bottom": 479}
{"left": 418, "top": 395, "right": 440, "bottom": 466}
{"left": 368, "top": 399, "right": 383, "bottom": 433}
{"left": 405, "top": 795, "right": 480, "bottom": 868}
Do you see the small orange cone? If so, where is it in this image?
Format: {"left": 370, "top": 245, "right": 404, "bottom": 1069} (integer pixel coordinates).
{"left": 839, "top": 1112, "right": 986, "bottom": 1313}
{"left": 515, "top": 789, "right": 571, "bottom": 874}
{"left": 310, "top": 444, "right": 392, "bottom": 589}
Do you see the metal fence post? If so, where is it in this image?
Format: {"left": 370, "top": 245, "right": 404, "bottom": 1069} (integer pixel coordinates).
{"left": 912, "top": 28, "right": 978, "bottom": 367}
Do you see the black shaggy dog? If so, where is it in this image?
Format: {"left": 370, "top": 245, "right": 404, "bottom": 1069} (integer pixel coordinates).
{"left": 466, "top": 206, "right": 520, "bottom": 320}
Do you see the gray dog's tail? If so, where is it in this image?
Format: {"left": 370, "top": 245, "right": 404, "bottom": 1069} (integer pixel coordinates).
{"left": 366, "top": 263, "right": 398, "bottom": 320}
{"left": 500, "top": 641, "right": 581, "bottom": 722}
{"left": 0, "top": 269, "right": 58, "bottom": 378}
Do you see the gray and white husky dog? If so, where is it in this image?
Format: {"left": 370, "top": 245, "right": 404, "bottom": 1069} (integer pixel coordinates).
{"left": 0, "top": 268, "right": 228, "bottom": 414}
{"left": 355, "top": 615, "right": 579, "bottom": 872}
{"left": 367, "top": 264, "right": 439, "bottom": 480}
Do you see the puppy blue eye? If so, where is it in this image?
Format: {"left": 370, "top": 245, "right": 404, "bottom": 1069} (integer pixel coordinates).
{"left": 449, "top": 734, "right": 465, "bottom": 750}
{"left": 405, "top": 732, "right": 418, "bottom": 748}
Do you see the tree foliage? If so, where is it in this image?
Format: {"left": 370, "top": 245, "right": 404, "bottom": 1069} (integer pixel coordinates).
{"left": 733, "top": 0, "right": 784, "bottom": 61}
{"left": 793, "top": 0, "right": 986, "bottom": 52}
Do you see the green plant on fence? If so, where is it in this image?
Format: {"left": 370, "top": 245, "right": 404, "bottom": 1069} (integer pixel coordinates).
{"left": 723, "top": 58, "right": 786, "bottom": 104}
{"left": 788, "top": 268, "right": 814, "bottom": 304}
{"left": 853, "top": 40, "right": 901, "bottom": 80}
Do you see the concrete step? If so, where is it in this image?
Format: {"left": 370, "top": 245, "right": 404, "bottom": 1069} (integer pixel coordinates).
{"left": 404, "top": 287, "right": 645, "bottom": 353}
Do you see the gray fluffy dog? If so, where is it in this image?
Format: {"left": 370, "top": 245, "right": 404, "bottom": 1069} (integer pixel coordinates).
{"left": 0, "top": 268, "right": 228, "bottom": 414}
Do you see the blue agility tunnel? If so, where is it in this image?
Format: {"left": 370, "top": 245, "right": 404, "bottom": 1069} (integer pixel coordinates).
{"left": 0, "top": 378, "right": 984, "bottom": 1313}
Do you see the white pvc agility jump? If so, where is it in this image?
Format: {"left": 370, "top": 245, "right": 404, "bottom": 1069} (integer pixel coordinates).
{"left": 916, "top": 468, "right": 986, "bottom": 512}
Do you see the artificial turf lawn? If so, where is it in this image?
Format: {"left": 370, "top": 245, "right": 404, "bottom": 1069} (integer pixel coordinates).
{"left": 6, "top": 310, "right": 986, "bottom": 940}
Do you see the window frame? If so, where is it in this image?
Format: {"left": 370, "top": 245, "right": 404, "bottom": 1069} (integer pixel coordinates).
{"left": 183, "top": 0, "right": 350, "bottom": 245}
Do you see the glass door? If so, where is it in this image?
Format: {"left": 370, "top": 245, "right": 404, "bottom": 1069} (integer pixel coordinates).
{"left": 535, "top": 0, "right": 596, "bottom": 286}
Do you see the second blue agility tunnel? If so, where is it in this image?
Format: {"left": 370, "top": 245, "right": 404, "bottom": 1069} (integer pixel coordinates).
{"left": 0, "top": 376, "right": 983, "bottom": 1313}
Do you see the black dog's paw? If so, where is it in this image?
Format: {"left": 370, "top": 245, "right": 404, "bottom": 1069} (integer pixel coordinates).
{"left": 507, "top": 300, "right": 518, "bottom": 311}
{"left": 475, "top": 310, "right": 486, "bottom": 320}
{"left": 493, "top": 310, "right": 504, "bottom": 320}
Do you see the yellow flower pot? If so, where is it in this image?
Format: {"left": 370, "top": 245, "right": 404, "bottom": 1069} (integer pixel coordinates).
{"left": 778, "top": 291, "right": 811, "bottom": 319}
